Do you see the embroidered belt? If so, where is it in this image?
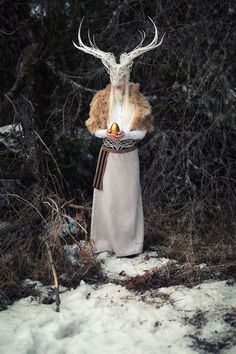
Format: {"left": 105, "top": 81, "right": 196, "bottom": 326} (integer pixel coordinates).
{"left": 103, "top": 137, "right": 137, "bottom": 150}
{"left": 92, "top": 142, "right": 137, "bottom": 190}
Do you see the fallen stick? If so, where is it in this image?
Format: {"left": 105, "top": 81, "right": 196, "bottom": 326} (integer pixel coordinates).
{"left": 44, "top": 239, "right": 61, "bottom": 312}
{"left": 68, "top": 203, "right": 91, "bottom": 211}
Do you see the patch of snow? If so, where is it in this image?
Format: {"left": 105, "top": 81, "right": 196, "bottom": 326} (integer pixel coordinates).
{"left": 60, "top": 218, "right": 79, "bottom": 237}
{"left": 0, "top": 222, "right": 11, "bottom": 232}
{"left": 0, "top": 278, "right": 235, "bottom": 354}
{"left": 0, "top": 252, "right": 235, "bottom": 354}
{"left": 197, "top": 263, "right": 207, "bottom": 269}
{"left": 63, "top": 244, "right": 80, "bottom": 266}
{"left": 21, "top": 278, "right": 68, "bottom": 300}
{"left": 0, "top": 123, "right": 22, "bottom": 134}
{"left": 0, "top": 123, "right": 23, "bottom": 152}
{"left": 97, "top": 251, "right": 173, "bottom": 280}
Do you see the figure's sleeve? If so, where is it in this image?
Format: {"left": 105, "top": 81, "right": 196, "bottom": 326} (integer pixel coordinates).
{"left": 94, "top": 129, "right": 107, "bottom": 138}
{"left": 120, "top": 129, "right": 147, "bottom": 140}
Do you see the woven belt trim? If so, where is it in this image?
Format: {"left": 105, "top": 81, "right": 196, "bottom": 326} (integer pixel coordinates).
{"left": 102, "top": 138, "right": 137, "bottom": 150}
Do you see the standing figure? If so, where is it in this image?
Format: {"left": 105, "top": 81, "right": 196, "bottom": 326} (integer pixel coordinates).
{"left": 73, "top": 18, "right": 165, "bottom": 257}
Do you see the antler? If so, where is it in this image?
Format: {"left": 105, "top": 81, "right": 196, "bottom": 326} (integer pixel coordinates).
{"left": 72, "top": 16, "right": 165, "bottom": 81}
{"left": 72, "top": 17, "right": 117, "bottom": 69}
{"left": 120, "top": 17, "right": 166, "bottom": 65}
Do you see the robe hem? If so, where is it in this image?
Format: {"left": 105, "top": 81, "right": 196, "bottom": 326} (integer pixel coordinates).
{"left": 93, "top": 246, "right": 143, "bottom": 257}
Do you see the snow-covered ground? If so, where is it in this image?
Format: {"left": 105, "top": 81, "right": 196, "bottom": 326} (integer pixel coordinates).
{"left": 96, "top": 250, "right": 172, "bottom": 279}
{"left": 0, "top": 251, "right": 235, "bottom": 354}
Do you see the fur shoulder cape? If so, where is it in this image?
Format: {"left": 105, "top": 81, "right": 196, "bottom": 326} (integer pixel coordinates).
{"left": 85, "top": 82, "right": 154, "bottom": 134}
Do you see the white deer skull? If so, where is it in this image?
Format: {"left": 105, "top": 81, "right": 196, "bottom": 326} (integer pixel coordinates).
{"left": 73, "top": 17, "right": 166, "bottom": 86}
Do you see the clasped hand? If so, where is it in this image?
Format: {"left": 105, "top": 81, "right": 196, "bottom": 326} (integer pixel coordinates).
{"left": 106, "top": 128, "right": 125, "bottom": 141}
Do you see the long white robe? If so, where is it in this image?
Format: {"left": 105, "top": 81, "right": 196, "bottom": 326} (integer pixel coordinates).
{"left": 90, "top": 97, "right": 146, "bottom": 257}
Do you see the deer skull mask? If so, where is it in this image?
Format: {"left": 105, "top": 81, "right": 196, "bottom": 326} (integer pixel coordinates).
{"left": 73, "top": 17, "right": 165, "bottom": 86}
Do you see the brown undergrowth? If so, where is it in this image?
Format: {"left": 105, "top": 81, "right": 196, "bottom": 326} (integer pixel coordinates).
{"left": 118, "top": 259, "right": 235, "bottom": 293}
{"left": 143, "top": 201, "right": 236, "bottom": 266}
{"left": 0, "top": 189, "right": 106, "bottom": 309}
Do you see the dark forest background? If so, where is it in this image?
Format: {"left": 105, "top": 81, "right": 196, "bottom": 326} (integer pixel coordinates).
{"left": 0, "top": 0, "right": 235, "bottom": 301}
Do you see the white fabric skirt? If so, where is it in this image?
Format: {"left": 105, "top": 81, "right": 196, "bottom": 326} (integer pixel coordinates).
{"left": 90, "top": 146, "right": 144, "bottom": 257}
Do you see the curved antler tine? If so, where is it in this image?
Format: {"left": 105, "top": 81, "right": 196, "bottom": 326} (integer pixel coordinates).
{"left": 122, "top": 17, "right": 165, "bottom": 62}
{"left": 77, "top": 17, "right": 87, "bottom": 48}
{"left": 136, "top": 30, "right": 146, "bottom": 49}
{"left": 73, "top": 17, "right": 117, "bottom": 67}
{"left": 87, "top": 28, "right": 100, "bottom": 52}
{"left": 73, "top": 17, "right": 93, "bottom": 55}
{"left": 92, "top": 34, "right": 97, "bottom": 48}
{"left": 146, "top": 16, "right": 159, "bottom": 47}
{"left": 134, "top": 17, "right": 158, "bottom": 51}
{"left": 92, "top": 34, "right": 101, "bottom": 50}
{"left": 120, "top": 30, "right": 145, "bottom": 63}
{"left": 87, "top": 29, "right": 96, "bottom": 49}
